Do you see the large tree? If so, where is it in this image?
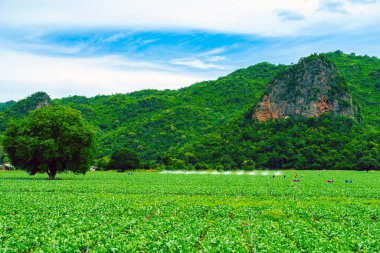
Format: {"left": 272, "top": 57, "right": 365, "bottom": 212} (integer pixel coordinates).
{"left": 4, "top": 105, "right": 95, "bottom": 180}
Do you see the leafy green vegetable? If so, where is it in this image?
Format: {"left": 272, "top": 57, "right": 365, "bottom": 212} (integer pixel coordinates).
{"left": 0, "top": 170, "right": 379, "bottom": 252}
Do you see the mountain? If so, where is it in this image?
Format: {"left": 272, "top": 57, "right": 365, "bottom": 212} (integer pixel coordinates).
{"left": 253, "top": 54, "right": 356, "bottom": 121}
{"left": 182, "top": 53, "right": 379, "bottom": 170}
{"left": 0, "top": 51, "right": 379, "bottom": 170}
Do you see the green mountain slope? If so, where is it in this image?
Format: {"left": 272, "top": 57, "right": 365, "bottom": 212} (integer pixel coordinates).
{"left": 0, "top": 101, "right": 16, "bottom": 112}
{"left": 55, "top": 62, "right": 287, "bottom": 162}
{"left": 324, "top": 51, "right": 380, "bottom": 129}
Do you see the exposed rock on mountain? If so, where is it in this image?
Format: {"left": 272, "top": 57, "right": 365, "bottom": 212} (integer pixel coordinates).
{"left": 253, "top": 55, "right": 356, "bottom": 122}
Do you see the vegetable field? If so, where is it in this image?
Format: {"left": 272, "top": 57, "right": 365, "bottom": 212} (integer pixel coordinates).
{"left": 0, "top": 170, "right": 379, "bottom": 252}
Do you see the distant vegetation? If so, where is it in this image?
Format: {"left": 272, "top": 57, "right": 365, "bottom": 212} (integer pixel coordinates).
{"left": 0, "top": 52, "right": 379, "bottom": 171}
{"left": 179, "top": 114, "right": 379, "bottom": 170}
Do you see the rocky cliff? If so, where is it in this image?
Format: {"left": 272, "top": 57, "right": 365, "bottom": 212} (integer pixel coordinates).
{"left": 252, "top": 55, "right": 356, "bottom": 122}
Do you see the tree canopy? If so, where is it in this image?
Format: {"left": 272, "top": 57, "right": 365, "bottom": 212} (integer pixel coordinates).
{"left": 4, "top": 105, "right": 95, "bottom": 179}
{"left": 108, "top": 148, "right": 140, "bottom": 171}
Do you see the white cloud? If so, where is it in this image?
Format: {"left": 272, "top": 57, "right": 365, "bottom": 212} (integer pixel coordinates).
{"left": 104, "top": 33, "right": 128, "bottom": 43}
{"left": 205, "top": 56, "right": 227, "bottom": 62}
{"left": 276, "top": 10, "right": 305, "bottom": 21}
{"left": 318, "top": 0, "right": 348, "bottom": 13}
{"left": 0, "top": 0, "right": 379, "bottom": 36}
{"left": 170, "top": 58, "right": 225, "bottom": 70}
{"left": 318, "top": 0, "right": 380, "bottom": 14}
{"left": 169, "top": 46, "right": 228, "bottom": 70}
{"left": 0, "top": 49, "right": 211, "bottom": 102}
{"left": 200, "top": 47, "right": 227, "bottom": 56}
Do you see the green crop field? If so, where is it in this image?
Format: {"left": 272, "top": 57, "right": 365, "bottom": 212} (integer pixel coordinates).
{"left": 0, "top": 170, "right": 379, "bottom": 252}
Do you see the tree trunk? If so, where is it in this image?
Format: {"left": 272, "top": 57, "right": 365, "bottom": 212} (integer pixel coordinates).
{"left": 47, "top": 161, "right": 58, "bottom": 180}
{"left": 48, "top": 169, "right": 57, "bottom": 180}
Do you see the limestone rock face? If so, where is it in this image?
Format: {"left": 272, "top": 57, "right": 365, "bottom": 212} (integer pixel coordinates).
{"left": 252, "top": 55, "right": 355, "bottom": 122}
{"left": 36, "top": 100, "right": 50, "bottom": 109}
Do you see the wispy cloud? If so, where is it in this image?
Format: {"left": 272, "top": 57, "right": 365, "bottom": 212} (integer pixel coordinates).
{"left": 200, "top": 47, "right": 227, "bottom": 56}
{"left": 0, "top": 48, "right": 210, "bottom": 101}
{"left": 104, "top": 33, "right": 128, "bottom": 43}
{"left": 170, "top": 58, "right": 225, "bottom": 70}
{"left": 349, "top": 0, "right": 377, "bottom": 4}
{"left": 205, "top": 56, "right": 226, "bottom": 62}
{"left": 318, "top": 0, "right": 347, "bottom": 13}
{"left": 318, "top": 0, "right": 378, "bottom": 14}
{"left": 170, "top": 46, "right": 228, "bottom": 70}
{"left": 2, "top": 0, "right": 379, "bottom": 36}
{"left": 276, "top": 10, "right": 305, "bottom": 21}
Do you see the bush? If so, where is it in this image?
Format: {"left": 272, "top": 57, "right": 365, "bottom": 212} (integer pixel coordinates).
{"left": 357, "top": 156, "right": 379, "bottom": 171}
{"left": 194, "top": 163, "right": 209, "bottom": 170}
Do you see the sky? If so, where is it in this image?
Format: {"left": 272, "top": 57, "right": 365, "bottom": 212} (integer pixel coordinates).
{"left": 1, "top": 0, "right": 380, "bottom": 102}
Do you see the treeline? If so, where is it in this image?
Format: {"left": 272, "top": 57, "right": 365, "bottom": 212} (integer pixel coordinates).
{"left": 163, "top": 114, "right": 380, "bottom": 171}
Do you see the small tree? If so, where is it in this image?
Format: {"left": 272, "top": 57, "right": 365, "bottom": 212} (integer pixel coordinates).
{"left": 194, "top": 162, "right": 209, "bottom": 170}
{"left": 241, "top": 159, "right": 256, "bottom": 171}
{"left": 108, "top": 148, "right": 140, "bottom": 171}
{"left": 0, "top": 145, "right": 9, "bottom": 164}
{"left": 4, "top": 106, "right": 95, "bottom": 180}
{"left": 357, "top": 156, "right": 379, "bottom": 171}
{"left": 97, "top": 156, "right": 110, "bottom": 170}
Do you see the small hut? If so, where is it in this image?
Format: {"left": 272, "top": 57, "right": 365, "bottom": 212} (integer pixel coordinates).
{"left": 0, "top": 164, "right": 16, "bottom": 170}
{"left": 90, "top": 166, "right": 99, "bottom": 172}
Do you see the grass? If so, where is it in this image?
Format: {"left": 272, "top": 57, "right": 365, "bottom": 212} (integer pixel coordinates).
{"left": 0, "top": 170, "right": 379, "bottom": 252}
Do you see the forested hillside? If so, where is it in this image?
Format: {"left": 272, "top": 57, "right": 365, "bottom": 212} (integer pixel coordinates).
{"left": 55, "top": 62, "right": 288, "bottom": 166}
{"left": 0, "top": 51, "right": 379, "bottom": 170}
{"left": 325, "top": 51, "right": 380, "bottom": 129}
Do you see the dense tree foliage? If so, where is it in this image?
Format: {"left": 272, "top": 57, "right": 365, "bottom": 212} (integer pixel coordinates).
{"left": 108, "top": 148, "right": 140, "bottom": 171}
{"left": 3, "top": 106, "right": 95, "bottom": 179}
{"left": 174, "top": 114, "right": 380, "bottom": 170}
{"left": 0, "top": 100, "right": 16, "bottom": 113}
{"left": 0, "top": 52, "right": 379, "bottom": 170}
{"left": 324, "top": 51, "right": 380, "bottom": 128}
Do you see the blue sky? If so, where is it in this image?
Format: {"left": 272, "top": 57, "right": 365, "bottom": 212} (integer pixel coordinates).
{"left": 1, "top": 0, "right": 380, "bottom": 101}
